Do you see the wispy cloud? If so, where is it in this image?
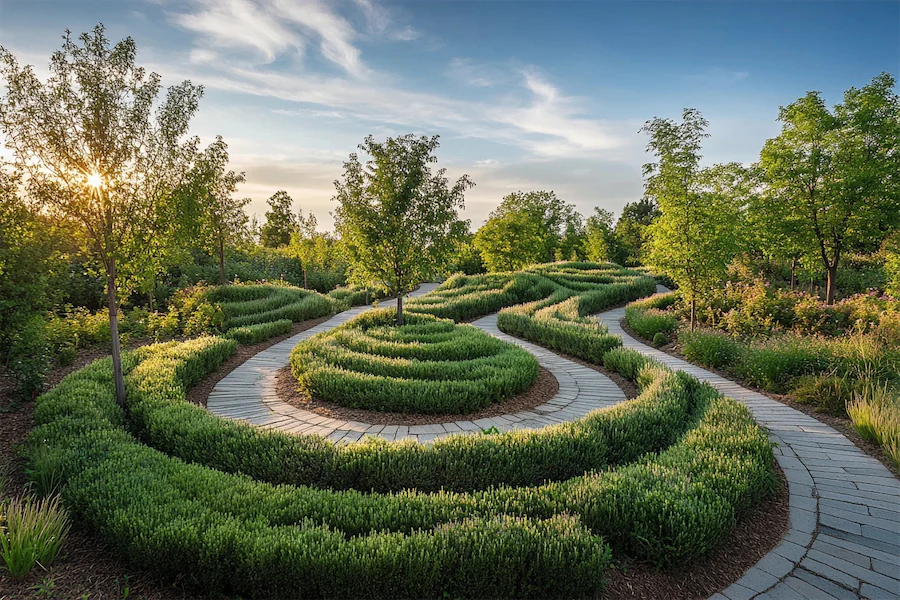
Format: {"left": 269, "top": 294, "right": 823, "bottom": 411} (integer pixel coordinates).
{"left": 686, "top": 68, "right": 750, "bottom": 84}
{"left": 446, "top": 58, "right": 506, "bottom": 87}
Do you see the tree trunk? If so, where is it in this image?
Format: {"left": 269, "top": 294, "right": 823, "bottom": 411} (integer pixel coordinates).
{"left": 148, "top": 289, "right": 154, "bottom": 312}
{"left": 790, "top": 257, "right": 797, "bottom": 291}
{"left": 107, "top": 257, "right": 126, "bottom": 409}
{"left": 690, "top": 296, "right": 697, "bottom": 331}
{"left": 303, "top": 268, "right": 308, "bottom": 290}
{"left": 826, "top": 264, "right": 838, "bottom": 305}
{"left": 396, "top": 294, "right": 404, "bottom": 326}
{"left": 218, "top": 237, "right": 226, "bottom": 285}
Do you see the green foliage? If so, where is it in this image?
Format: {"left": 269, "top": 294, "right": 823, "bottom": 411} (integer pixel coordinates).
{"left": 224, "top": 319, "right": 293, "bottom": 345}
{"left": 6, "top": 315, "right": 52, "bottom": 400}
{"left": 614, "top": 198, "right": 660, "bottom": 265}
{"left": 474, "top": 191, "right": 583, "bottom": 271}
{"left": 848, "top": 382, "right": 900, "bottom": 468}
{"left": 0, "top": 495, "right": 70, "bottom": 580}
{"left": 652, "top": 332, "right": 668, "bottom": 347}
{"left": 327, "top": 284, "right": 387, "bottom": 307}
{"left": 259, "top": 190, "right": 298, "bottom": 248}
{"left": 291, "top": 310, "right": 538, "bottom": 414}
{"left": 758, "top": 73, "right": 900, "bottom": 304}
{"left": 790, "top": 373, "right": 858, "bottom": 416}
{"left": 625, "top": 292, "right": 680, "bottom": 341}
{"left": 30, "top": 339, "right": 773, "bottom": 589}
{"left": 678, "top": 329, "right": 743, "bottom": 371}
{"left": 584, "top": 208, "right": 626, "bottom": 264}
{"left": 603, "top": 348, "right": 663, "bottom": 382}
{"left": 23, "top": 446, "right": 66, "bottom": 498}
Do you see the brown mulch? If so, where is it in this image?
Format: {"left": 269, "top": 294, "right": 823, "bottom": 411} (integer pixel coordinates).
{"left": 621, "top": 319, "right": 900, "bottom": 479}
{"left": 186, "top": 315, "right": 332, "bottom": 408}
{"left": 603, "top": 465, "right": 790, "bottom": 600}
{"left": 276, "top": 365, "right": 559, "bottom": 425}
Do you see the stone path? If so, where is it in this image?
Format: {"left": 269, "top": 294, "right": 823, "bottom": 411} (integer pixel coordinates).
{"left": 206, "top": 284, "right": 625, "bottom": 444}
{"left": 596, "top": 291, "right": 900, "bottom": 600}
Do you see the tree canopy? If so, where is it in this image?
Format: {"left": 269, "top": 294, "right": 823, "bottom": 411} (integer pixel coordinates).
{"left": 333, "top": 134, "right": 472, "bottom": 324}
{"left": 260, "top": 190, "right": 298, "bottom": 248}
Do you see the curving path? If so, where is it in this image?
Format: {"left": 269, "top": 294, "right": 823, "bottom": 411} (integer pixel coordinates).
{"left": 596, "top": 290, "right": 900, "bottom": 600}
{"left": 206, "top": 284, "right": 626, "bottom": 444}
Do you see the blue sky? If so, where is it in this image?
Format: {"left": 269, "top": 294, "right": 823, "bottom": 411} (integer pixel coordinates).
{"left": 0, "top": 0, "right": 897, "bottom": 229}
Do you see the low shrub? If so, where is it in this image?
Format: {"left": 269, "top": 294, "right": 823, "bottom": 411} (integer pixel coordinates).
{"left": 291, "top": 310, "right": 538, "bottom": 414}
{"left": 653, "top": 332, "right": 668, "bottom": 347}
{"left": 225, "top": 319, "right": 293, "bottom": 345}
{"left": 679, "top": 329, "right": 743, "bottom": 371}
{"left": 625, "top": 292, "right": 680, "bottom": 341}
{"left": 790, "top": 373, "right": 857, "bottom": 416}
{"left": 0, "top": 495, "right": 70, "bottom": 580}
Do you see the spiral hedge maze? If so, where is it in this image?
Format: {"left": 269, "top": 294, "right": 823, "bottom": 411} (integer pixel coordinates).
{"left": 25, "top": 262, "right": 777, "bottom": 598}
{"left": 289, "top": 310, "right": 539, "bottom": 413}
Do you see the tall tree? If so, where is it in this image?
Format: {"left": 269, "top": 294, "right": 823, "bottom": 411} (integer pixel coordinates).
{"left": 288, "top": 210, "right": 320, "bottom": 289}
{"left": 474, "top": 190, "right": 581, "bottom": 270}
{"left": 614, "top": 197, "right": 659, "bottom": 264}
{"left": 260, "top": 190, "right": 298, "bottom": 248}
{"left": 333, "top": 134, "right": 472, "bottom": 324}
{"left": 642, "top": 109, "right": 744, "bottom": 329}
{"left": 0, "top": 24, "right": 203, "bottom": 406}
{"left": 179, "top": 136, "right": 249, "bottom": 285}
{"left": 584, "top": 208, "right": 626, "bottom": 264}
{"left": 760, "top": 73, "right": 900, "bottom": 304}
{"left": 474, "top": 208, "right": 547, "bottom": 271}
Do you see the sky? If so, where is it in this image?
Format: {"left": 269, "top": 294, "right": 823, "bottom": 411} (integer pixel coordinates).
{"left": 0, "top": 0, "right": 898, "bottom": 230}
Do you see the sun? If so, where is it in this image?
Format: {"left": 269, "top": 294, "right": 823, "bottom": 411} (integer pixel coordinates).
{"left": 86, "top": 173, "right": 103, "bottom": 187}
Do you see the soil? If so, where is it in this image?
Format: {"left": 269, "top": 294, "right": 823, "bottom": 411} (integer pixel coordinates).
{"left": 603, "top": 465, "right": 790, "bottom": 600}
{"left": 276, "top": 365, "right": 559, "bottom": 425}
{"left": 185, "top": 315, "right": 333, "bottom": 408}
{"left": 620, "top": 319, "right": 900, "bottom": 479}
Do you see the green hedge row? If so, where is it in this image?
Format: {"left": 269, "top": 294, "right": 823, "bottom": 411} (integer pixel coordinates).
{"left": 289, "top": 310, "right": 538, "bottom": 413}
{"left": 29, "top": 339, "right": 773, "bottom": 594}
{"left": 224, "top": 319, "right": 293, "bottom": 345}
{"left": 28, "top": 346, "right": 610, "bottom": 598}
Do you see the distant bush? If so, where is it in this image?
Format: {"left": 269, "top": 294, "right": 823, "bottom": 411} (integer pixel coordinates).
{"left": 225, "top": 319, "right": 293, "bottom": 345}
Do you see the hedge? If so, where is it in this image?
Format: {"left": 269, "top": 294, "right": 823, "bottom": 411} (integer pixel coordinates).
{"left": 224, "top": 319, "right": 293, "bottom": 345}
{"left": 290, "top": 310, "right": 538, "bottom": 413}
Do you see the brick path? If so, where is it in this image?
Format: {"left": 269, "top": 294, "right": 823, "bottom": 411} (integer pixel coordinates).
{"left": 596, "top": 291, "right": 900, "bottom": 600}
{"left": 206, "top": 284, "right": 625, "bottom": 444}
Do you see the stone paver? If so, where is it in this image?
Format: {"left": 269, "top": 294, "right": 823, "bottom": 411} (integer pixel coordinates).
{"left": 595, "top": 288, "right": 900, "bottom": 600}
{"left": 207, "top": 283, "right": 626, "bottom": 444}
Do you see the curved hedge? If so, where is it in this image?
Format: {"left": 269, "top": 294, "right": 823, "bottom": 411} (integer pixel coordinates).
{"left": 25, "top": 262, "right": 777, "bottom": 598}
{"left": 289, "top": 310, "right": 538, "bottom": 413}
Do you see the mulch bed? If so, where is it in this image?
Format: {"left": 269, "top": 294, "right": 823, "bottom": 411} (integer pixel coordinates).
{"left": 275, "top": 365, "right": 559, "bottom": 426}
{"left": 620, "top": 319, "right": 900, "bottom": 479}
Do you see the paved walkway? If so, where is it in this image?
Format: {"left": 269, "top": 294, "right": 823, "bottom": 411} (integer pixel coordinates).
{"left": 596, "top": 292, "right": 900, "bottom": 600}
{"left": 206, "top": 285, "right": 625, "bottom": 444}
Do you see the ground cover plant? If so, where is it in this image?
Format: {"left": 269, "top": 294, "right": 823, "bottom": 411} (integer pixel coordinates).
{"left": 290, "top": 309, "right": 538, "bottom": 413}
{"left": 19, "top": 263, "right": 777, "bottom": 597}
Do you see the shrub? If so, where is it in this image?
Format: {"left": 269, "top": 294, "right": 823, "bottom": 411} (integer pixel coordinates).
{"left": 653, "top": 332, "right": 668, "bottom": 347}
{"left": 291, "top": 310, "right": 538, "bottom": 414}
{"left": 7, "top": 314, "right": 52, "bottom": 400}
{"left": 0, "top": 495, "right": 70, "bottom": 580}
{"left": 679, "top": 329, "right": 742, "bottom": 371}
{"left": 790, "top": 373, "right": 857, "bottom": 416}
{"left": 625, "top": 292, "right": 680, "bottom": 341}
{"left": 225, "top": 319, "right": 293, "bottom": 345}
{"left": 23, "top": 446, "right": 66, "bottom": 498}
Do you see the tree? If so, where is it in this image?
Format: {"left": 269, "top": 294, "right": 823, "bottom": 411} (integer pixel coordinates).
{"left": 614, "top": 197, "right": 659, "bottom": 264}
{"left": 474, "top": 207, "right": 547, "bottom": 271}
{"left": 288, "top": 210, "right": 320, "bottom": 289}
{"left": 584, "top": 208, "right": 626, "bottom": 264}
{"left": 474, "top": 190, "right": 581, "bottom": 270}
{"left": 760, "top": 74, "right": 900, "bottom": 304}
{"left": 260, "top": 190, "right": 298, "bottom": 248}
{"left": 642, "top": 109, "right": 744, "bottom": 329}
{"left": 0, "top": 24, "right": 203, "bottom": 407}
{"left": 333, "top": 134, "right": 472, "bottom": 324}
{"left": 179, "top": 136, "right": 249, "bottom": 285}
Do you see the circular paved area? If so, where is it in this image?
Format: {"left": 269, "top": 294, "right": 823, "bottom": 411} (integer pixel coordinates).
{"left": 596, "top": 288, "right": 900, "bottom": 600}
{"left": 206, "top": 284, "right": 626, "bottom": 444}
